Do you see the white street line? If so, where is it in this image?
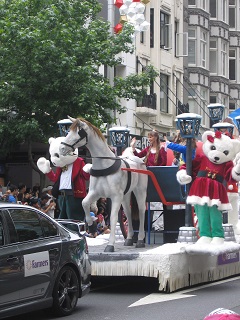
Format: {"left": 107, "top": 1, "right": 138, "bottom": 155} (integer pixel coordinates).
{"left": 129, "top": 293, "right": 196, "bottom": 307}
{"left": 129, "top": 276, "right": 240, "bottom": 307}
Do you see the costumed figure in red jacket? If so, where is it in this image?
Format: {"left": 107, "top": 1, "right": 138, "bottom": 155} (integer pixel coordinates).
{"left": 37, "top": 137, "right": 90, "bottom": 220}
{"left": 177, "top": 130, "right": 240, "bottom": 245}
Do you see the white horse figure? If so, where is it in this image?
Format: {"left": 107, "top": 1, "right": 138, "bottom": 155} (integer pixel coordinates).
{"left": 59, "top": 117, "right": 148, "bottom": 252}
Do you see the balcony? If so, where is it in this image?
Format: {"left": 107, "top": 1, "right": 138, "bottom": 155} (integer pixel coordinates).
{"left": 136, "top": 94, "right": 157, "bottom": 116}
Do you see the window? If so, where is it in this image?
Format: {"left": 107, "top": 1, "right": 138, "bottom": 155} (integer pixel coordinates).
{"left": 210, "top": 96, "right": 217, "bottom": 103}
{"left": 201, "top": 0, "right": 206, "bottom": 10}
{"left": 160, "top": 74, "right": 168, "bottom": 113}
{"left": 9, "top": 209, "right": 58, "bottom": 243}
{"left": 229, "top": 0, "right": 236, "bottom": 28}
{"left": 210, "top": 0, "right": 217, "bottom": 18}
{"left": 221, "top": 41, "right": 227, "bottom": 76}
{"left": 188, "top": 29, "right": 196, "bottom": 64}
{"left": 210, "top": 39, "right": 217, "bottom": 73}
{"left": 160, "top": 11, "right": 171, "bottom": 49}
{"left": 0, "top": 220, "right": 3, "bottom": 246}
{"left": 223, "top": 0, "right": 227, "bottom": 22}
{"left": 150, "top": 8, "right": 154, "bottom": 48}
{"left": 200, "top": 31, "right": 207, "bottom": 68}
{"left": 40, "top": 215, "right": 58, "bottom": 237}
{"left": 176, "top": 21, "right": 188, "bottom": 57}
{"left": 229, "top": 100, "right": 236, "bottom": 110}
{"left": 188, "top": 0, "right": 196, "bottom": 5}
{"left": 229, "top": 49, "right": 236, "bottom": 80}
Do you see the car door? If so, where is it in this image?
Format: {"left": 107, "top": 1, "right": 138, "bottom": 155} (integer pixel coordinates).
{"left": 0, "top": 209, "right": 22, "bottom": 306}
{"left": 7, "top": 207, "right": 62, "bottom": 302}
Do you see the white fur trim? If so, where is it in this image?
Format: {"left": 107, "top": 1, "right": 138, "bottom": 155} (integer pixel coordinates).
{"left": 228, "top": 185, "right": 233, "bottom": 190}
{"left": 187, "top": 195, "right": 232, "bottom": 211}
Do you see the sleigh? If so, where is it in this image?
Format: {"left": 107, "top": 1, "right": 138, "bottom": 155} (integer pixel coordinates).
{"left": 120, "top": 165, "right": 189, "bottom": 244}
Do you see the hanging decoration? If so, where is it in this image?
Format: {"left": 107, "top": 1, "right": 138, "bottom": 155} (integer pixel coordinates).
{"left": 114, "top": 23, "right": 123, "bottom": 34}
{"left": 114, "top": 0, "right": 150, "bottom": 34}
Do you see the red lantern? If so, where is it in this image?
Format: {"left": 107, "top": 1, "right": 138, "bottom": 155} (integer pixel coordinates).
{"left": 114, "top": 23, "right": 123, "bottom": 34}
{"left": 114, "top": 0, "right": 123, "bottom": 8}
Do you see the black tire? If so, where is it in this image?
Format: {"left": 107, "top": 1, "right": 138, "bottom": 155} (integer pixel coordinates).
{"left": 118, "top": 206, "right": 128, "bottom": 239}
{"left": 52, "top": 265, "right": 80, "bottom": 316}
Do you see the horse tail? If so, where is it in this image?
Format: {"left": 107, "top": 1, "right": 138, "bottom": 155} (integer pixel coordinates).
{"left": 131, "top": 192, "right": 139, "bottom": 220}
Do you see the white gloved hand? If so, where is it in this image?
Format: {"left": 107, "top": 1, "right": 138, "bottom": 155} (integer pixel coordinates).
{"left": 37, "top": 157, "right": 51, "bottom": 174}
{"left": 232, "top": 159, "right": 240, "bottom": 181}
{"left": 130, "top": 137, "right": 136, "bottom": 148}
{"left": 83, "top": 163, "right": 92, "bottom": 173}
{"left": 176, "top": 169, "right": 192, "bottom": 185}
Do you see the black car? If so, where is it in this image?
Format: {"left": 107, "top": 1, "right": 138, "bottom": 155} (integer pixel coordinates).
{"left": 0, "top": 203, "right": 91, "bottom": 319}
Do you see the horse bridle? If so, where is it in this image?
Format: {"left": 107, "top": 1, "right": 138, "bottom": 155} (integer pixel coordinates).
{"left": 60, "top": 127, "right": 88, "bottom": 152}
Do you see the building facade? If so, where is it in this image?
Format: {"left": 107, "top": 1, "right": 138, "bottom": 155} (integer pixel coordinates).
{"left": 106, "top": 0, "right": 240, "bottom": 137}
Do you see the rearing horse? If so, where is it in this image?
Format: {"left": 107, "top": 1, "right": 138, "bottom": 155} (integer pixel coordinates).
{"left": 59, "top": 116, "right": 148, "bottom": 252}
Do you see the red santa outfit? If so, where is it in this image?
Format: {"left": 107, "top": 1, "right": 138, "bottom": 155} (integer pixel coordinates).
{"left": 47, "top": 157, "right": 90, "bottom": 220}
{"left": 47, "top": 157, "right": 89, "bottom": 198}
{"left": 133, "top": 147, "right": 167, "bottom": 166}
{"left": 184, "top": 154, "right": 234, "bottom": 211}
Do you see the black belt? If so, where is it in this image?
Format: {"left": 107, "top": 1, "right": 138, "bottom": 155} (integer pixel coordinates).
{"left": 197, "top": 170, "right": 224, "bottom": 183}
{"left": 58, "top": 190, "right": 73, "bottom": 196}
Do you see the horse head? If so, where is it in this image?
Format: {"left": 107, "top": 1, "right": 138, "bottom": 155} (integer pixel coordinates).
{"left": 59, "top": 116, "right": 89, "bottom": 156}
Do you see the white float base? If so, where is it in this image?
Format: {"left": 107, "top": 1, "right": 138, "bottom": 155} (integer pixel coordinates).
{"left": 87, "top": 236, "right": 240, "bottom": 292}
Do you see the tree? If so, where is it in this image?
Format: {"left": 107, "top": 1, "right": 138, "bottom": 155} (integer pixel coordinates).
{"left": 0, "top": 0, "right": 157, "bottom": 187}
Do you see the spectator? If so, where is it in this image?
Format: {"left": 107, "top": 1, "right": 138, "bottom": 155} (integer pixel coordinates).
{"left": 22, "top": 192, "right": 31, "bottom": 205}
{"left": 29, "top": 197, "right": 41, "bottom": 210}
{"left": 97, "top": 213, "right": 110, "bottom": 235}
{"left": 86, "top": 203, "right": 98, "bottom": 237}
{"left": 17, "top": 183, "right": 26, "bottom": 203}
{"left": 97, "top": 197, "right": 111, "bottom": 227}
{"left": 131, "top": 130, "right": 167, "bottom": 166}
{"left": 32, "top": 185, "right": 40, "bottom": 199}
{"left": 42, "top": 186, "right": 56, "bottom": 218}
{"left": 164, "top": 134, "right": 197, "bottom": 164}
{"left": 39, "top": 194, "right": 56, "bottom": 216}
{"left": 8, "top": 185, "right": 18, "bottom": 204}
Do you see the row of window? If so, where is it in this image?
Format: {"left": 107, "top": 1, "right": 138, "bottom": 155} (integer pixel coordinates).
{"left": 189, "top": 0, "right": 238, "bottom": 28}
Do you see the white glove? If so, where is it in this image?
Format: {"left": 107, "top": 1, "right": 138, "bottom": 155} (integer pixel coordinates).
{"left": 37, "top": 157, "right": 51, "bottom": 174}
{"left": 83, "top": 163, "right": 92, "bottom": 173}
{"left": 232, "top": 159, "right": 240, "bottom": 181}
{"left": 130, "top": 137, "right": 136, "bottom": 148}
{"left": 176, "top": 169, "right": 192, "bottom": 185}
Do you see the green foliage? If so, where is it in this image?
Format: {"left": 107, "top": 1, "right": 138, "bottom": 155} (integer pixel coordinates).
{"left": 0, "top": 0, "right": 157, "bottom": 158}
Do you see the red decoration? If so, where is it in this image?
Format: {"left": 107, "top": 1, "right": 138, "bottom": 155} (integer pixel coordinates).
{"left": 114, "top": 0, "right": 123, "bottom": 8}
{"left": 207, "top": 135, "right": 214, "bottom": 143}
{"left": 114, "top": 23, "right": 123, "bottom": 34}
{"left": 215, "top": 131, "right": 222, "bottom": 139}
{"left": 133, "top": 0, "right": 141, "bottom": 2}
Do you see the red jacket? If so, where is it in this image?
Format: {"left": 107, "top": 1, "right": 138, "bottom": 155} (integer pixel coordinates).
{"left": 46, "top": 157, "right": 90, "bottom": 198}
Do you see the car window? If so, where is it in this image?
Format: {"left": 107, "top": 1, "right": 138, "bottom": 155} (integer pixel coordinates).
{"left": 9, "top": 209, "right": 44, "bottom": 243}
{"left": 40, "top": 215, "right": 58, "bottom": 237}
{"left": 0, "top": 218, "right": 4, "bottom": 246}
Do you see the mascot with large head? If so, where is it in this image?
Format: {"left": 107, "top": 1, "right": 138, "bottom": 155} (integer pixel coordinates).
{"left": 37, "top": 137, "right": 90, "bottom": 220}
{"left": 177, "top": 131, "right": 240, "bottom": 245}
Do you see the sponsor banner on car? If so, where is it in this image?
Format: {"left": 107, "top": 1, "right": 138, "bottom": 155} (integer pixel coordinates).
{"left": 24, "top": 251, "right": 50, "bottom": 277}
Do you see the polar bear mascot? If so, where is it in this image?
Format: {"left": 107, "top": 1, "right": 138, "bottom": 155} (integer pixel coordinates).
{"left": 177, "top": 130, "right": 240, "bottom": 245}
{"left": 37, "top": 137, "right": 90, "bottom": 220}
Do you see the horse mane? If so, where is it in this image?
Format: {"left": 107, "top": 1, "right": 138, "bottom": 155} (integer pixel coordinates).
{"left": 70, "top": 117, "right": 106, "bottom": 142}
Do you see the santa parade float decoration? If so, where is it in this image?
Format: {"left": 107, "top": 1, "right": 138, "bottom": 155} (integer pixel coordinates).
{"left": 177, "top": 131, "right": 240, "bottom": 246}
{"left": 114, "top": 0, "right": 150, "bottom": 34}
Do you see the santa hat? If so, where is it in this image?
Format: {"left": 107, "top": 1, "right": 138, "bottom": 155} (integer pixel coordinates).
{"left": 204, "top": 308, "right": 240, "bottom": 320}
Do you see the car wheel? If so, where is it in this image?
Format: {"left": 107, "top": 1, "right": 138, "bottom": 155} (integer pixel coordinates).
{"left": 52, "top": 265, "right": 80, "bottom": 316}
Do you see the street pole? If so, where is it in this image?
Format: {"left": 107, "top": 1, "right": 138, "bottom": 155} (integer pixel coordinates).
{"left": 185, "top": 138, "right": 193, "bottom": 226}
